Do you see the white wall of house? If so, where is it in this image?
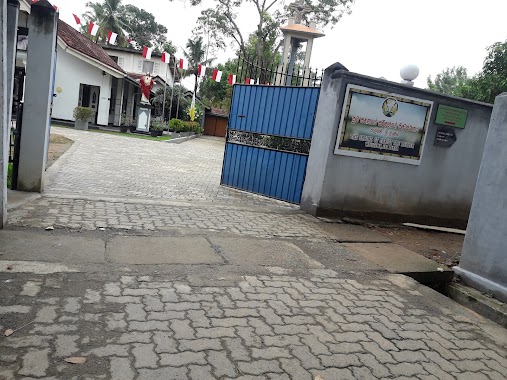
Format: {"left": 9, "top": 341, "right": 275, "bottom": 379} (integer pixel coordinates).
{"left": 52, "top": 45, "right": 113, "bottom": 126}
{"left": 105, "top": 49, "right": 174, "bottom": 86}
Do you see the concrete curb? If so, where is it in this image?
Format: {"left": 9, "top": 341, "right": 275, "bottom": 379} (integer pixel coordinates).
{"left": 166, "top": 134, "right": 200, "bottom": 144}
{"left": 447, "top": 283, "right": 507, "bottom": 328}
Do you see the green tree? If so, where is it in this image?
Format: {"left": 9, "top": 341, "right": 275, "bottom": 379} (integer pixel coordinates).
{"left": 182, "top": 36, "right": 215, "bottom": 94}
{"left": 429, "top": 41, "right": 507, "bottom": 104}
{"left": 427, "top": 66, "right": 469, "bottom": 96}
{"left": 187, "top": 0, "right": 354, "bottom": 67}
{"left": 121, "top": 5, "right": 170, "bottom": 52}
{"left": 199, "top": 60, "right": 237, "bottom": 110}
{"left": 462, "top": 40, "right": 507, "bottom": 103}
{"left": 152, "top": 84, "right": 190, "bottom": 120}
{"left": 83, "top": 0, "right": 127, "bottom": 44}
{"left": 82, "top": 0, "right": 175, "bottom": 52}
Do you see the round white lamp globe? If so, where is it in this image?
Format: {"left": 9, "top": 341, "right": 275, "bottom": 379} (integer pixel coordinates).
{"left": 400, "top": 64, "right": 420, "bottom": 82}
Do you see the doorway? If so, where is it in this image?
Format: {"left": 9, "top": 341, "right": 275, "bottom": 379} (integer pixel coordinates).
{"left": 79, "top": 84, "right": 100, "bottom": 125}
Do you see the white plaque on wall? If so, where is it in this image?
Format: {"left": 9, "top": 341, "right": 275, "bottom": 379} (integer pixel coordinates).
{"left": 334, "top": 85, "right": 433, "bottom": 165}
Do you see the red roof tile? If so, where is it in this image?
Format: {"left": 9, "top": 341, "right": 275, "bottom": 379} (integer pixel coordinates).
{"left": 208, "top": 108, "right": 229, "bottom": 117}
{"left": 58, "top": 20, "right": 125, "bottom": 74}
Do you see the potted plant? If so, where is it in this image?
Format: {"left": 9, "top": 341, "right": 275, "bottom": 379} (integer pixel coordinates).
{"left": 183, "top": 121, "right": 201, "bottom": 137}
{"left": 73, "top": 106, "right": 94, "bottom": 130}
{"left": 128, "top": 116, "right": 137, "bottom": 133}
{"left": 120, "top": 113, "right": 129, "bottom": 133}
{"left": 150, "top": 121, "right": 164, "bottom": 137}
{"left": 169, "top": 118, "right": 184, "bottom": 138}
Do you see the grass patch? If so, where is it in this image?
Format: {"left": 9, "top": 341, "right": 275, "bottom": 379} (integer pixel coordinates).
{"left": 52, "top": 125, "right": 171, "bottom": 141}
{"left": 7, "top": 163, "right": 12, "bottom": 189}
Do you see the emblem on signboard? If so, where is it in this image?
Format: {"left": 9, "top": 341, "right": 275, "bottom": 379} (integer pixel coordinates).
{"left": 382, "top": 97, "right": 399, "bottom": 117}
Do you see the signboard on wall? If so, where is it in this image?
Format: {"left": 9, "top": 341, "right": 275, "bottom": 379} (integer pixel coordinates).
{"left": 334, "top": 85, "right": 433, "bottom": 165}
{"left": 435, "top": 104, "right": 468, "bottom": 129}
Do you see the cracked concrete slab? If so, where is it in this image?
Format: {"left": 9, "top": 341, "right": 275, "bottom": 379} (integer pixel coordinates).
{"left": 210, "top": 237, "right": 324, "bottom": 268}
{"left": 106, "top": 236, "right": 223, "bottom": 264}
{"left": 0, "top": 230, "right": 105, "bottom": 263}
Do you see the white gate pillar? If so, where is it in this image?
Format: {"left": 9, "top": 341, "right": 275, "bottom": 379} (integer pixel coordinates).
{"left": 0, "top": 0, "right": 20, "bottom": 228}
{"left": 17, "top": 0, "right": 57, "bottom": 192}
{"left": 454, "top": 92, "right": 507, "bottom": 302}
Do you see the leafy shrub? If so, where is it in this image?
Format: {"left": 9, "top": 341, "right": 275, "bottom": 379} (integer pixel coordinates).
{"left": 183, "top": 121, "right": 202, "bottom": 134}
{"left": 7, "top": 163, "right": 12, "bottom": 188}
{"left": 150, "top": 120, "right": 165, "bottom": 131}
{"left": 169, "top": 118, "right": 184, "bottom": 132}
{"left": 120, "top": 114, "right": 134, "bottom": 126}
{"left": 73, "top": 106, "right": 94, "bottom": 121}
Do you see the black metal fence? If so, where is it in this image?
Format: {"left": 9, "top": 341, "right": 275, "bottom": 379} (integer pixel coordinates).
{"left": 235, "top": 54, "right": 323, "bottom": 88}
{"left": 9, "top": 103, "right": 23, "bottom": 190}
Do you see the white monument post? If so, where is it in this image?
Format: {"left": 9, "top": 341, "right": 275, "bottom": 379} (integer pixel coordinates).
{"left": 454, "top": 93, "right": 507, "bottom": 302}
{"left": 275, "top": 1, "right": 324, "bottom": 86}
{"left": 136, "top": 74, "right": 154, "bottom": 132}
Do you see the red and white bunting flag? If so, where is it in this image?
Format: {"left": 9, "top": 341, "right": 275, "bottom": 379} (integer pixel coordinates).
{"left": 212, "top": 69, "right": 222, "bottom": 82}
{"left": 142, "top": 46, "right": 153, "bottom": 60}
{"left": 72, "top": 14, "right": 81, "bottom": 25}
{"left": 88, "top": 22, "right": 99, "bottom": 36}
{"left": 228, "top": 74, "right": 236, "bottom": 85}
{"left": 107, "top": 31, "right": 117, "bottom": 45}
{"left": 161, "top": 52, "right": 171, "bottom": 63}
{"left": 245, "top": 77, "right": 250, "bottom": 84}
{"left": 198, "top": 64, "right": 206, "bottom": 77}
{"left": 178, "top": 58, "right": 188, "bottom": 70}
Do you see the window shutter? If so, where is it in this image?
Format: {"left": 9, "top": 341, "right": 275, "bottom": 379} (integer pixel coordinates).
{"left": 118, "top": 57, "right": 124, "bottom": 67}
{"left": 137, "top": 60, "right": 143, "bottom": 72}
{"left": 154, "top": 63, "right": 160, "bottom": 75}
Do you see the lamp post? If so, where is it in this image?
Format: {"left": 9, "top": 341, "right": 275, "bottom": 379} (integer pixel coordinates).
{"left": 400, "top": 64, "right": 420, "bottom": 86}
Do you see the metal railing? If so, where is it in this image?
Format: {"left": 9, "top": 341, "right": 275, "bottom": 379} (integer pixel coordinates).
{"left": 235, "top": 54, "right": 323, "bottom": 87}
{"left": 9, "top": 102, "right": 23, "bottom": 190}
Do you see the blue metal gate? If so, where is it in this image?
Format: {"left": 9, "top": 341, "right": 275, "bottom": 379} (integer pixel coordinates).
{"left": 221, "top": 85, "right": 320, "bottom": 204}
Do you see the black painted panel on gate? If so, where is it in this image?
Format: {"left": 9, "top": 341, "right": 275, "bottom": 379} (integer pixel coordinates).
{"left": 434, "top": 126, "right": 457, "bottom": 147}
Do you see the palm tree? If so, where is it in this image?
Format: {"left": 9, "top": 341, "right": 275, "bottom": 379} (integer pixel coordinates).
{"left": 83, "top": 0, "right": 127, "bottom": 45}
{"left": 183, "top": 37, "right": 214, "bottom": 94}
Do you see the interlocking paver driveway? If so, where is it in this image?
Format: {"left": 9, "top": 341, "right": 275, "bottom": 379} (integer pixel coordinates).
{"left": 1, "top": 272, "right": 506, "bottom": 380}
{"left": 44, "top": 127, "right": 293, "bottom": 209}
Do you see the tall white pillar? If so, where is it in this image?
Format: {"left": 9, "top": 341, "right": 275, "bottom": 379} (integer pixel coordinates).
{"left": 0, "top": 2, "right": 8, "bottom": 228}
{"left": 17, "top": 1, "right": 57, "bottom": 192}
{"left": 454, "top": 93, "right": 507, "bottom": 302}
{"left": 1, "top": 0, "right": 19, "bottom": 228}
{"left": 113, "top": 79, "right": 124, "bottom": 126}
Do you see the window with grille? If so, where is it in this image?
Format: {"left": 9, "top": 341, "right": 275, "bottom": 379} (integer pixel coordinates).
{"left": 142, "top": 60, "right": 154, "bottom": 74}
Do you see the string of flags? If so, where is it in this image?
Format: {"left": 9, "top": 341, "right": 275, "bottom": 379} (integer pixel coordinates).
{"left": 68, "top": 10, "right": 271, "bottom": 86}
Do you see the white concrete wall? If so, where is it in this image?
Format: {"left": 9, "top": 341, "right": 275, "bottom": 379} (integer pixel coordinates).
{"left": 301, "top": 70, "right": 493, "bottom": 228}
{"left": 52, "top": 45, "right": 112, "bottom": 126}
{"left": 106, "top": 50, "right": 174, "bottom": 86}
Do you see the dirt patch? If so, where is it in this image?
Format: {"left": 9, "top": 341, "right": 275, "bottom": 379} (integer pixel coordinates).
{"left": 368, "top": 225, "right": 463, "bottom": 268}
{"left": 46, "top": 133, "right": 73, "bottom": 169}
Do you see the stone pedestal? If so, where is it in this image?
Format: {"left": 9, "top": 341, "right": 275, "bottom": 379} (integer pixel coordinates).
{"left": 136, "top": 105, "right": 152, "bottom": 132}
{"left": 454, "top": 93, "right": 507, "bottom": 303}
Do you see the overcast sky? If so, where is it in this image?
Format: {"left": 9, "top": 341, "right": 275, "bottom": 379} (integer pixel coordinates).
{"left": 57, "top": 0, "right": 507, "bottom": 88}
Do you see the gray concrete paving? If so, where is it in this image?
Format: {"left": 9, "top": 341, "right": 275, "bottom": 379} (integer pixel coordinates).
{"left": 43, "top": 127, "right": 293, "bottom": 209}
{"left": 1, "top": 268, "right": 506, "bottom": 380}
{"left": 2, "top": 128, "right": 507, "bottom": 379}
